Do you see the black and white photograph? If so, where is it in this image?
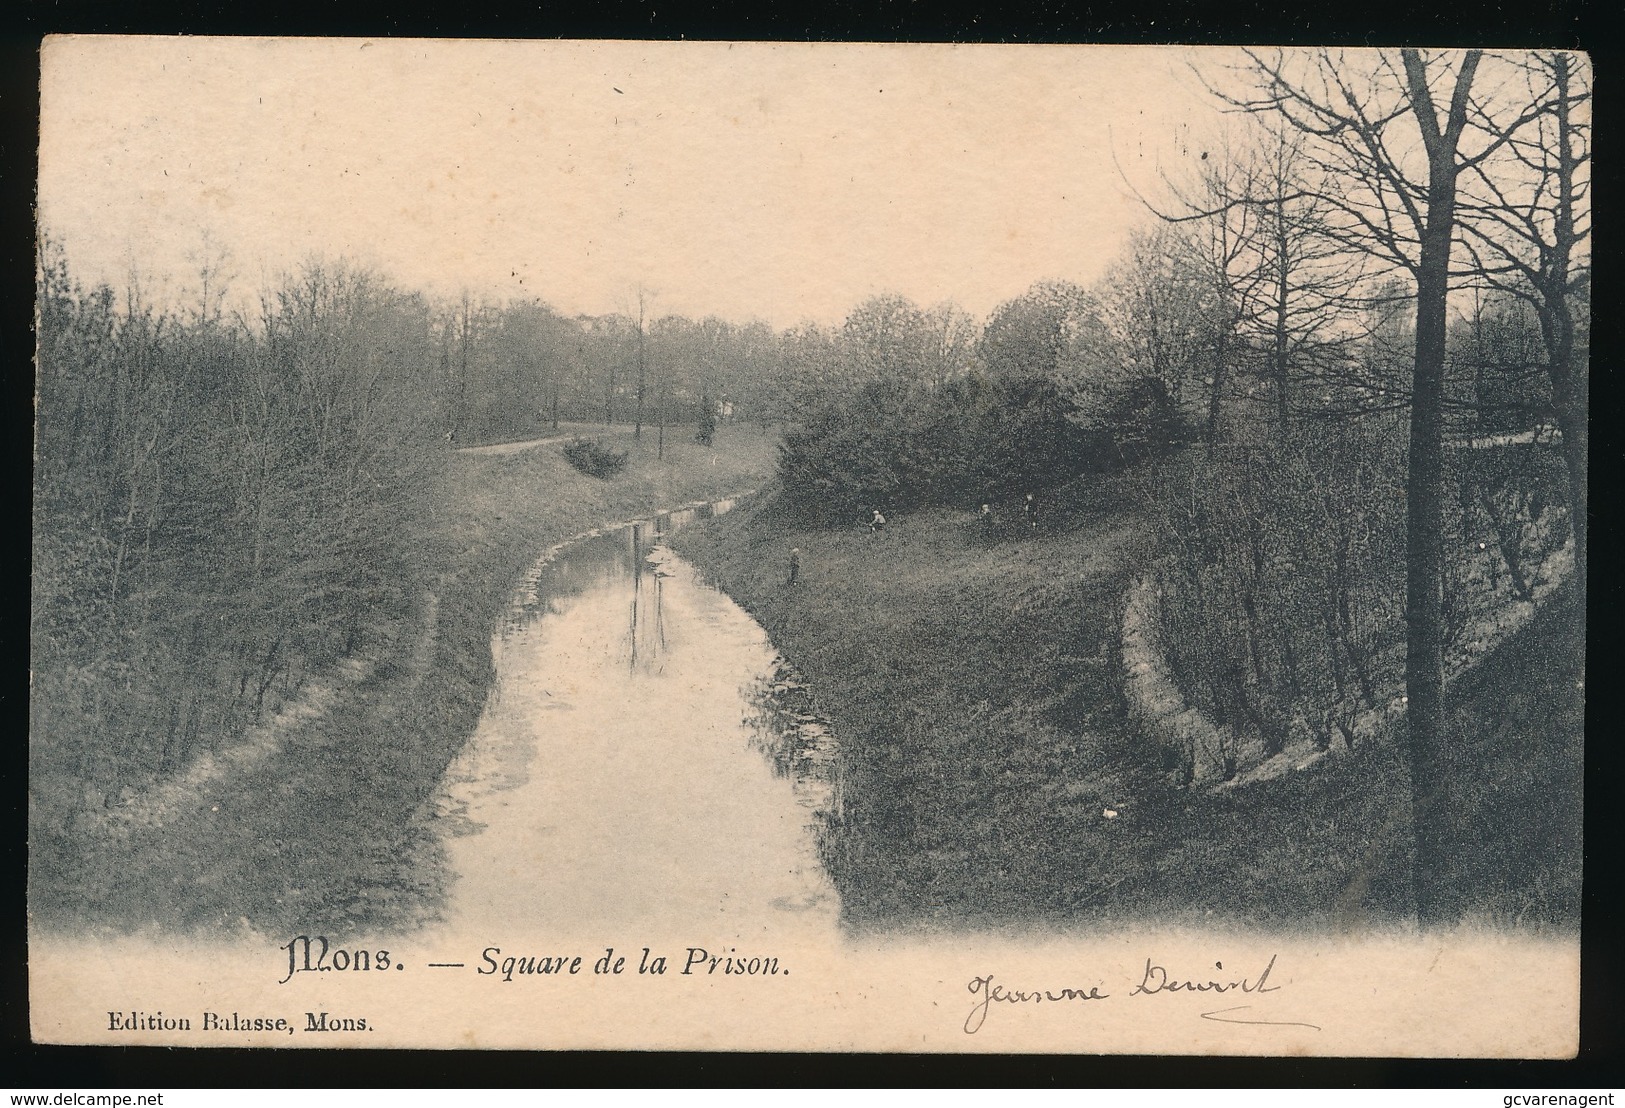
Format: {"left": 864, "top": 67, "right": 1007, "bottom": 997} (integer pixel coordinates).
{"left": 29, "top": 38, "right": 1586, "bottom": 1055}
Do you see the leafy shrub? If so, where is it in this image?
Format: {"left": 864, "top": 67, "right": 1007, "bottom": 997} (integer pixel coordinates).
{"left": 777, "top": 374, "right": 1113, "bottom": 524}
{"left": 561, "top": 437, "right": 629, "bottom": 478}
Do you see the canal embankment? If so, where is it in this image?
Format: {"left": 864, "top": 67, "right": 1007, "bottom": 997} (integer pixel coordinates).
{"left": 669, "top": 470, "right": 1582, "bottom": 933}
{"left": 432, "top": 503, "right": 841, "bottom": 942}
{"left": 667, "top": 471, "right": 1162, "bottom": 930}
{"left": 40, "top": 427, "right": 780, "bottom": 936}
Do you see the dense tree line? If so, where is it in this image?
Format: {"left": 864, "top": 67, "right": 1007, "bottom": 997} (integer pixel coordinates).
{"left": 766, "top": 50, "right": 1586, "bottom": 923}
{"left": 28, "top": 248, "right": 976, "bottom": 841}
{"left": 441, "top": 295, "right": 792, "bottom": 445}
{"left": 33, "top": 249, "right": 447, "bottom": 834}
{"left": 32, "top": 48, "right": 1585, "bottom": 929}
{"left": 1206, "top": 48, "right": 1588, "bottom": 920}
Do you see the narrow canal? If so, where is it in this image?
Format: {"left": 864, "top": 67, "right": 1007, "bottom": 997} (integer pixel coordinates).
{"left": 431, "top": 499, "right": 841, "bottom": 942}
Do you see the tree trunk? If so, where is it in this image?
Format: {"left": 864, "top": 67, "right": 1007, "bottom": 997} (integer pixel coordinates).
{"left": 1477, "top": 484, "right": 1533, "bottom": 601}
{"left": 1206, "top": 324, "right": 1228, "bottom": 446}
{"left": 1410, "top": 251, "right": 1449, "bottom": 922}
{"left": 1273, "top": 205, "right": 1292, "bottom": 433}
{"left": 1560, "top": 398, "right": 1587, "bottom": 611}
{"left": 656, "top": 362, "right": 667, "bottom": 460}
{"left": 1405, "top": 223, "right": 1451, "bottom": 924}
{"left": 634, "top": 300, "right": 646, "bottom": 440}
{"left": 1400, "top": 47, "right": 1479, "bottom": 925}
{"left": 457, "top": 300, "right": 472, "bottom": 439}
{"left": 1545, "top": 53, "right": 1587, "bottom": 616}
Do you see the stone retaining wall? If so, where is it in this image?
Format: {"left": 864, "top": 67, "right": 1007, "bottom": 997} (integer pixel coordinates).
{"left": 1120, "top": 540, "right": 1575, "bottom": 791}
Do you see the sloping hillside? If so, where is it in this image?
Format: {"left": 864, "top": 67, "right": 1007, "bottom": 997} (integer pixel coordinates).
{"left": 671, "top": 475, "right": 1582, "bottom": 933}
{"left": 32, "top": 427, "right": 779, "bottom": 935}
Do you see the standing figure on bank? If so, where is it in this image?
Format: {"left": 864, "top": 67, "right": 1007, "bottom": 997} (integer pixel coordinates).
{"left": 787, "top": 547, "right": 801, "bottom": 585}
{"left": 1023, "top": 492, "right": 1037, "bottom": 530}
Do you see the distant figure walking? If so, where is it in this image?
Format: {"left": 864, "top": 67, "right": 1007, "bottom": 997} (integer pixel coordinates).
{"left": 1023, "top": 492, "right": 1037, "bottom": 530}
{"left": 980, "top": 503, "right": 994, "bottom": 527}
{"left": 869, "top": 508, "right": 887, "bottom": 534}
{"left": 445, "top": 429, "right": 457, "bottom": 445}
{"left": 787, "top": 547, "right": 801, "bottom": 585}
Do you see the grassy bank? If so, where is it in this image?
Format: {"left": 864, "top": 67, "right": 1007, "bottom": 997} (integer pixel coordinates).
{"left": 34, "top": 425, "right": 779, "bottom": 936}
{"left": 670, "top": 475, "right": 1582, "bottom": 934}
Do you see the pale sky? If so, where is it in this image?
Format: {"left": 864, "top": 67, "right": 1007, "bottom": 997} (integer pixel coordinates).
{"left": 39, "top": 38, "right": 1230, "bottom": 329}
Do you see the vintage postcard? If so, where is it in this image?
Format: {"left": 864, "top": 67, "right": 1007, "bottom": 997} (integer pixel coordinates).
{"left": 31, "top": 38, "right": 1585, "bottom": 1054}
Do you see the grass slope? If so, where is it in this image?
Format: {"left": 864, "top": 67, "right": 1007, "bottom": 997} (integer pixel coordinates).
{"left": 36, "top": 425, "right": 779, "bottom": 936}
{"left": 671, "top": 473, "right": 1583, "bottom": 935}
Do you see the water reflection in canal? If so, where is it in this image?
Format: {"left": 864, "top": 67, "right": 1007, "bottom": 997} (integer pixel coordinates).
{"left": 432, "top": 499, "right": 842, "bottom": 941}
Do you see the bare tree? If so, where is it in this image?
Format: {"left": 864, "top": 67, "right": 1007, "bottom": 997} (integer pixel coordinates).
{"left": 457, "top": 291, "right": 473, "bottom": 436}
{"left": 1182, "top": 142, "right": 1256, "bottom": 445}
{"left": 1455, "top": 51, "right": 1591, "bottom": 607}
{"left": 1243, "top": 129, "right": 1369, "bottom": 431}
{"left": 629, "top": 284, "right": 653, "bottom": 441}
{"left": 185, "top": 230, "right": 235, "bottom": 331}
{"left": 1226, "top": 47, "right": 1490, "bottom": 922}
{"left": 1137, "top": 120, "right": 1366, "bottom": 435}
{"left": 923, "top": 300, "right": 978, "bottom": 391}
{"left": 1073, "top": 225, "right": 1219, "bottom": 455}
{"left": 980, "top": 280, "right": 1102, "bottom": 385}
{"left": 839, "top": 293, "right": 937, "bottom": 406}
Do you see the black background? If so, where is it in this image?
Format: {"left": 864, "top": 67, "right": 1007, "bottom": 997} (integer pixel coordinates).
{"left": 3, "top": 0, "right": 1615, "bottom": 1089}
